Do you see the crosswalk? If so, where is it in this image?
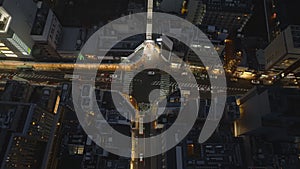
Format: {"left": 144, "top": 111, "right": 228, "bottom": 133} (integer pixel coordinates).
{"left": 0, "top": 72, "right": 56, "bottom": 80}
{"left": 122, "top": 71, "right": 135, "bottom": 94}
{"left": 151, "top": 81, "right": 249, "bottom": 92}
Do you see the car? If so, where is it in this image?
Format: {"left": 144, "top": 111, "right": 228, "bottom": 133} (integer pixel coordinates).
{"left": 251, "top": 79, "right": 261, "bottom": 85}
{"left": 263, "top": 79, "right": 273, "bottom": 85}
{"left": 147, "top": 71, "right": 155, "bottom": 75}
{"left": 200, "top": 74, "right": 208, "bottom": 79}
{"left": 81, "top": 98, "right": 91, "bottom": 106}
{"left": 81, "top": 98, "right": 92, "bottom": 110}
{"left": 210, "top": 75, "right": 218, "bottom": 79}
{"left": 62, "top": 83, "right": 69, "bottom": 90}
{"left": 81, "top": 84, "right": 92, "bottom": 97}
{"left": 43, "top": 89, "right": 50, "bottom": 96}
{"left": 230, "top": 77, "right": 238, "bottom": 82}
{"left": 181, "top": 72, "right": 188, "bottom": 76}
{"left": 110, "top": 74, "right": 118, "bottom": 78}
{"left": 198, "top": 87, "right": 205, "bottom": 91}
{"left": 139, "top": 153, "right": 143, "bottom": 162}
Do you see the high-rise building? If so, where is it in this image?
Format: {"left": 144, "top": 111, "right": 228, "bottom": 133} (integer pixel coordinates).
{"left": 235, "top": 86, "right": 300, "bottom": 139}
{"left": 235, "top": 86, "right": 300, "bottom": 168}
{"left": 30, "top": 2, "right": 62, "bottom": 60}
{"left": 186, "top": 0, "right": 253, "bottom": 32}
{"left": 184, "top": 24, "right": 228, "bottom": 64}
{"left": 158, "top": 0, "right": 184, "bottom": 14}
{"left": 0, "top": 102, "right": 56, "bottom": 169}
{"left": 0, "top": 80, "right": 62, "bottom": 169}
{"left": 184, "top": 0, "right": 253, "bottom": 67}
{"left": 264, "top": 25, "right": 300, "bottom": 75}
{"left": 0, "top": 0, "right": 37, "bottom": 59}
{"left": 261, "top": 0, "right": 300, "bottom": 43}
{"left": 0, "top": 80, "right": 34, "bottom": 102}
{"left": 57, "top": 20, "right": 143, "bottom": 62}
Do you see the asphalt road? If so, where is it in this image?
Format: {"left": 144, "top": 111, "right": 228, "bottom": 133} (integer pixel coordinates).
{"left": 0, "top": 68, "right": 253, "bottom": 95}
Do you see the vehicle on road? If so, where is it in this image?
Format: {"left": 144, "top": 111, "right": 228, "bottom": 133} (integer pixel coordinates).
{"left": 251, "top": 79, "right": 261, "bottom": 85}
{"left": 230, "top": 77, "right": 238, "bottom": 82}
{"left": 181, "top": 72, "right": 188, "bottom": 76}
{"left": 17, "top": 65, "right": 34, "bottom": 72}
{"left": 147, "top": 71, "right": 155, "bottom": 75}
{"left": 139, "top": 153, "right": 143, "bottom": 162}
{"left": 81, "top": 84, "right": 93, "bottom": 97}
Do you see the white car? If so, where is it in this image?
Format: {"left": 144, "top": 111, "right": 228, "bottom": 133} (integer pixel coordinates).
{"left": 211, "top": 75, "right": 218, "bottom": 79}
{"left": 198, "top": 87, "right": 205, "bottom": 91}
{"left": 251, "top": 79, "right": 261, "bottom": 85}
{"left": 148, "top": 71, "right": 155, "bottom": 75}
{"left": 109, "top": 74, "right": 118, "bottom": 79}
{"left": 139, "top": 153, "right": 143, "bottom": 162}
{"left": 181, "top": 72, "right": 188, "bottom": 76}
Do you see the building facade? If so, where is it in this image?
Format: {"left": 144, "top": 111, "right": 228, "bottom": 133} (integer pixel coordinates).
{"left": 30, "top": 2, "right": 62, "bottom": 60}
{"left": 0, "top": 0, "right": 37, "bottom": 59}
{"left": 0, "top": 102, "right": 55, "bottom": 169}
{"left": 186, "top": 0, "right": 253, "bottom": 32}
{"left": 235, "top": 86, "right": 300, "bottom": 168}
{"left": 264, "top": 25, "right": 300, "bottom": 75}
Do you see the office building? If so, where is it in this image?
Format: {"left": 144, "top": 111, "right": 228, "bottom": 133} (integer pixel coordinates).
{"left": 30, "top": 2, "right": 62, "bottom": 60}
{"left": 0, "top": 0, "right": 37, "bottom": 59}
{"left": 0, "top": 80, "right": 63, "bottom": 169}
{"left": 186, "top": 0, "right": 253, "bottom": 32}
{"left": 264, "top": 25, "right": 300, "bottom": 75}
{"left": 235, "top": 86, "right": 300, "bottom": 168}
{"left": 158, "top": 0, "right": 184, "bottom": 14}
{"left": 0, "top": 80, "right": 34, "bottom": 103}
{"left": 266, "top": 0, "right": 300, "bottom": 41}
{"left": 0, "top": 102, "right": 56, "bottom": 169}
{"left": 235, "top": 86, "right": 300, "bottom": 138}
{"left": 57, "top": 22, "right": 143, "bottom": 62}
{"left": 185, "top": 25, "right": 228, "bottom": 66}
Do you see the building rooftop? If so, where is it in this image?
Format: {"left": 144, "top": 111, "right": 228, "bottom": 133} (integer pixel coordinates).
{"left": 2, "top": 0, "right": 37, "bottom": 48}
{"left": 204, "top": 0, "right": 253, "bottom": 13}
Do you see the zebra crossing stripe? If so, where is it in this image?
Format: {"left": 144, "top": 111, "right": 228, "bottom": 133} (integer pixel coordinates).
{"left": 150, "top": 81, "right": 249, "bottom": 92}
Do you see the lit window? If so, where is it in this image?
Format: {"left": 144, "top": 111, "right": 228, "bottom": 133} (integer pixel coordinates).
{"left": 77, "top": 146, "right": 84, "bottom": 154}
{"left": 1, "top": 50, "right": 13, "bottom": 54}
{"left": 0, "top": 47, "right": 9, "bottom": 50}
{"left": 4, "top": 53, "right": 18, "bottom": 57}
{"left": 7, "top": 33, "right": 31, "bottom": 55}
